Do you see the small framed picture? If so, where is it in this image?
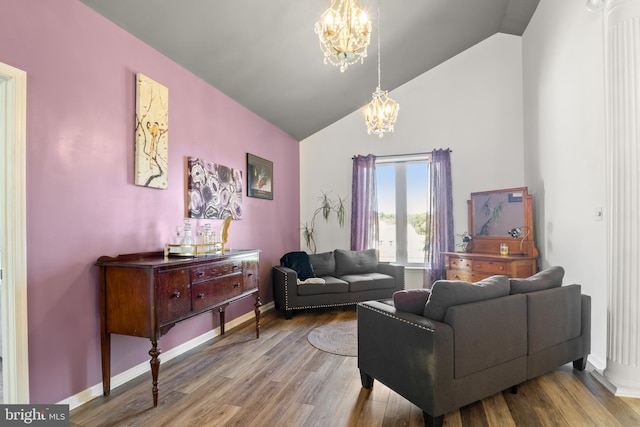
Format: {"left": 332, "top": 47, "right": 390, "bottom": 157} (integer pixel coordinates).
{"left": 247, "top": 153, "right": 273, "bottom": 200}
{"left": 508, "top": 192, "right": 523, "bottom": 203}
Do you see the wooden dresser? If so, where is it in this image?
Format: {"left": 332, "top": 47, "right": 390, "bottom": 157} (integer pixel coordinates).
{"left": 444, "top": 187, "right": 539, "bottom": 283}
{"left": 443, "top": 252, "right": 537, "bottom": 282}
{"left": 96, "top": 249, "right": 260, "bottom": 406}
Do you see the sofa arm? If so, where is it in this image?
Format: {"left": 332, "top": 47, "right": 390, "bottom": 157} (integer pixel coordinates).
{"left": 377, "top": 262, "right": 405, "bottom": 290}
{"left": 574, "top": 294, "right": 591, "bottom": 370}
{"left": 581, "top": 294, "right": 591, "bottom": 354}
{"left": 357, "top": 300, "right": 454, "bottom": 418}
{"left": 272, "top": 266, "right": 298, "bottom": 317}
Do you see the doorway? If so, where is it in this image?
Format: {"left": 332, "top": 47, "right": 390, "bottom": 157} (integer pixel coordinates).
{"left": 0, "top": 61, "right": 30, "bottom": 403}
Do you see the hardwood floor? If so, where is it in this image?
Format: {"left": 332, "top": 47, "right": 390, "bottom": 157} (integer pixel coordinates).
{"left": 70, "top": 307, "right": 640, "bottom": 427}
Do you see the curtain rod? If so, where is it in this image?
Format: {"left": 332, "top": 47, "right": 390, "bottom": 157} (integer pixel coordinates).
{"left": 352, "top": 149, "right": 451, "bottom": 160}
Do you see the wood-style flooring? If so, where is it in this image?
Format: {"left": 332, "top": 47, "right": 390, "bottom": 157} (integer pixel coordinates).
{"left": 70, "top": 307, "right": 640, "bottom": 426}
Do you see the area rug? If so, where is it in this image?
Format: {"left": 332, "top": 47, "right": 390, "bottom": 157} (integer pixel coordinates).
{"left": 307, "top": 319, "right": 357, "bottom": 357}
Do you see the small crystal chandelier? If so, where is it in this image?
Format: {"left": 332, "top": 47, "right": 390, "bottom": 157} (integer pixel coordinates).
{"left": 314, "top": 0, "right": 372, "bottom": 72}
{"left": 362, "top": 0, "right": 399, "bottom": 137}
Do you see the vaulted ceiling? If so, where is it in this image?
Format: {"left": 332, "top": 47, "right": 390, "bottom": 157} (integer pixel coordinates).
{"left": 80, "top": 0, "right": 540, "bottom": 140}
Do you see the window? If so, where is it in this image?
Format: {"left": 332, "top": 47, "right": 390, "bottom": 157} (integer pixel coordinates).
{"left": 376, "top": 155, "right": 430, "bottom": 266}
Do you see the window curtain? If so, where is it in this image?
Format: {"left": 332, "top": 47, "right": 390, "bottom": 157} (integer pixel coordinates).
{"left": 351, "top": 154, "right": 379, "bottom": 251}
{"left": 424, "top": 149, "right": 454, "bottom": 287}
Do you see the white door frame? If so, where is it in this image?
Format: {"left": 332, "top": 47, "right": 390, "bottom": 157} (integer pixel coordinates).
{"left": 0, "top": 61, "right": 30, "bottom": 403}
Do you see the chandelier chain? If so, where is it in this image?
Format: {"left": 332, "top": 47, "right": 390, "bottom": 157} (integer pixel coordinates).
{"left": 377, "top": 0, "right": 381, "bottom": 89}
{"left": 361, "top": 0, "right": 399, "bottom": 137}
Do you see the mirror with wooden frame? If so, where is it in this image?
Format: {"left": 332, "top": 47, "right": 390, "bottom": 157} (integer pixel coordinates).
{"left": 466, "top": 187, "right": 539, "bottom": 257}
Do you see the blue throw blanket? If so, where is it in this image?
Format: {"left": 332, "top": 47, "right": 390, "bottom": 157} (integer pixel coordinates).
{"left": 280, "top": 251, "right": 316, "bottom": 281}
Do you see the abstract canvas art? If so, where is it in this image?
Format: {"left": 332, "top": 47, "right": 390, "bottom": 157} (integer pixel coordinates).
{"left": 135, "top": 73, "right": 168, "bottom": 189}
{"left": 187, "top": 157, "right": 243, "bottom": 220}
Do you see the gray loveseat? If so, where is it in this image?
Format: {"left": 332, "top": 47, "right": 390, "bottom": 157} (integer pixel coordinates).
{"left": 357, "top": 267, "right": 590, "bottom": 427}
{"left": 272, "top": 249, "right": 404, "bottom": 319}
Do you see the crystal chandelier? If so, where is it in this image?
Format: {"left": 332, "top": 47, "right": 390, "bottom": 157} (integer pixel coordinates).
{"left": 362, "top": 0, "right": 399, "bottom": 137}
{"left": 314, "top": 0, "right": 372, "bottom": 72}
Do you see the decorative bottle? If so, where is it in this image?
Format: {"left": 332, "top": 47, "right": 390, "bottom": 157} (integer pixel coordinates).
{"left": 181, "top": 218, "right": 194, "bottom": 245}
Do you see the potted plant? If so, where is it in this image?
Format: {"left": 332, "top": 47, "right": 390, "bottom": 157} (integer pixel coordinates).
{"left": 302, "top": 192, "right": 347, "bottom": 254}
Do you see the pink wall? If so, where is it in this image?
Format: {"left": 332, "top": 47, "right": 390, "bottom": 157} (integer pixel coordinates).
{"left": 0, "top": 0, "right": 300, "bottom": 403}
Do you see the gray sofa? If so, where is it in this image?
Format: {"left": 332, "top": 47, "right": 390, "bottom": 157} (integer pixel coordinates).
{"left": 272, "top": 249, "right": 404, "bottom": 319}
{"left": 357, "top": 267, "right": 590, "bottom": 427}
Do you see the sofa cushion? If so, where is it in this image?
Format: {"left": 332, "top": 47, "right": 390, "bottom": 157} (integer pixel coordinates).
{"left": 297, "top": 277, "right": 349, "bottom": 296}
{"left": 343, "top": 273, "right": 396, "bottom": 292}
{"left": 309, "top": 251, "right": 336, "bottom": 277}
{"left": 424, "top": 275, "right": 510, "bottom": 322}
{"left": 280, "top": 251, "right": 315, "bottom": 281}
{"left": 334, "top": 249, "right": 378, "bottom": 276}
{"left": 526, "top": 284, "right": 582, "bottom": 354}
{"left": 510, "top": 266, "right": 564, "bottom": 294}
{"left": 393, "top": 289, "right": 431, "bottom": 315}
{"left": 445, "top": 294, "right": 527, "bottom": 378}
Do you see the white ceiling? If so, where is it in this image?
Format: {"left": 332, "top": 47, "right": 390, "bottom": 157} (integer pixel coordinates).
{"left": 79, "top": 0, "right": 540, "bottom": 141}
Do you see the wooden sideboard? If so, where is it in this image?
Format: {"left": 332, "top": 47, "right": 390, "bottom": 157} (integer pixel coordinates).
{"left": 96, "top": 249, "right": 261, "bottom": 406}
{"left": 443, "top": 252, "right": 537, "bottom": 282}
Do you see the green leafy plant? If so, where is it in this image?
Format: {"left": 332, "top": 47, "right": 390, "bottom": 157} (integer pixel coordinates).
{"left": 302, "top": 192, "right": 347, "bottom": 254}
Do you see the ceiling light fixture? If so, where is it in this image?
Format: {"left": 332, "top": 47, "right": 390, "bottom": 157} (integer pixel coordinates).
{"left": 314, "top": 0, "right": 372, "bottom": 72}
{"left": 585, "top": 0, "right": 603, "bottom": 12}
{"left": 362, "top": 0, "right": 399, "bottom": 138}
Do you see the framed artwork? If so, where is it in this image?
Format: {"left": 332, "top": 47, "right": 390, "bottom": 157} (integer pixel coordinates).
{"left": 508, "top": 191, "right": 523, "bottom": 203}
{"left": 135, "top": 73, "right": 168, "bottom": 189}
{"left": 247, "top": 153, "right": 273, "bottom": 200}
{"left": 187, "top": 157, "right": 243, "bottom": 220}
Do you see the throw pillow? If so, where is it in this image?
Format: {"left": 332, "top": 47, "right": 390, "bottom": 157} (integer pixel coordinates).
{"left": 423, "top": 275, "right": 510, "bottom": 322}
{"left": 280, "top": 251, "right": 316, "bottom": 281}
{"left": 393, "top": 289, "right": 431, "bottom": 315}
{"left": 509, "top": 266, "right": 564, "bottom": 294}
{"left": 334, "top": 249, "right": 378, "bottom": 276}
{"left": 308, "top": 251, "right": 336, "bottom": 277}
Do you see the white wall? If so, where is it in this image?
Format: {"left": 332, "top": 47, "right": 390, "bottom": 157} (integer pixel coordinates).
{"left": 301, "top": 33, "right": 526, "bottom": 288}
{"left": 522, "top": 0, "right": 607, "bottom": 368}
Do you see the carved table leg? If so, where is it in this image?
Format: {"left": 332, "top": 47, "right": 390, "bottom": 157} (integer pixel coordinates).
{"left": 99, "top": 268, "right": 111, "bottom": 397}
{"left": 149, "top": 341, "right": 161, "bottom": 407}
{"left": 101, "top": 330, "right": 111, "bottom": 396}
{"left": 219, "top": 306, "right": 226, "bottom": 335}
{"left": 254, "top": 294, "right": 262, "bottom": 338}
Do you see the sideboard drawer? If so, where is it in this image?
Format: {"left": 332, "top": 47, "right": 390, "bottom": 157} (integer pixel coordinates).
{"left": 448, "top": 257, "right": 473, "bottom": 271}
{"left": 191, "top": 273, "right": 243, "bottom": 312}
{"left": 191, "top": 261, "right": 242, "bottom": 282}
{"left": 446, "top": 271, "right": 493, "bottom": 282}
{"left": 443, "top": 252, "right": 537, "bottom": 283}
{"left": 243, "top": 257, "right": 259, "bottom": 292}
{"left": 446, "top": 270, "right": 474, "bottom": 281}
{"left": 473, "top": 260, "right": 508, "bottom": 275}
{"left": 156, "top": 269, "right": 191, "bottom": 323}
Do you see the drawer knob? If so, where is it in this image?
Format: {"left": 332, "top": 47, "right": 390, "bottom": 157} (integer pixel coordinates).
{"left": 247, "top": 273, "right": 253, "bottom": 277}
{"left": 173, "top": 291, "right": 181, "bottom": 298}
{"left": 198, "top": 271, "right": 205, "bottom": 277}
{"left": 197, "top": 293, "right": 205, "bottom": 299}
{"left": 234, "top": 282, "right": 240, "bottom": 288}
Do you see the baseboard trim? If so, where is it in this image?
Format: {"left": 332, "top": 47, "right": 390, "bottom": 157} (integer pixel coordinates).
{"left": 591, "top": 367, "right": 640, "bottom": 398}
{"left": 59, "top": 302, "right": 274, "bottom": 410}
